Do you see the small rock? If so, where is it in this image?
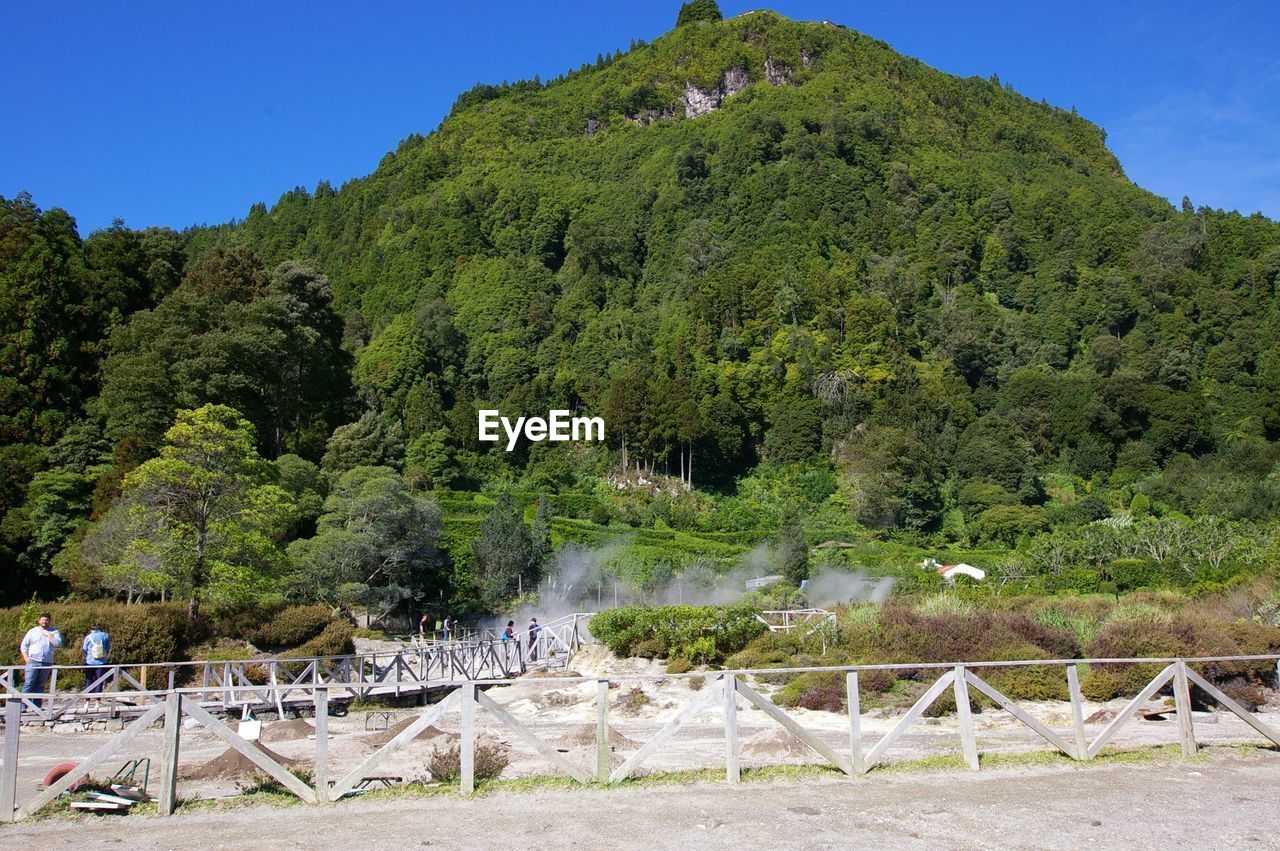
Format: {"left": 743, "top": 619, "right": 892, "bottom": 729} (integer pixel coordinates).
{"left": 788, "top": 806, "right": 820, "bottom": 816}
{"left": 1091, "top": 821, "right": 1102, "bottom": 827}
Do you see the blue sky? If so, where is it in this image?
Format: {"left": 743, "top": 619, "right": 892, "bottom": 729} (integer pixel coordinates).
{"left": 3, "top": 1, "right": 1277, "bottom": 233}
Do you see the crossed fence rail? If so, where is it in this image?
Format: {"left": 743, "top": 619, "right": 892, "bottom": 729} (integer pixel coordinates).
{"left": 2, "top": 653, "right": 1278, "bottom": 822}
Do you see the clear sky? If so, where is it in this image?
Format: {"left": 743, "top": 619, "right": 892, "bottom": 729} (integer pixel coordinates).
{"left": 4, "top": 1, "right": 1278, "bottom": 234}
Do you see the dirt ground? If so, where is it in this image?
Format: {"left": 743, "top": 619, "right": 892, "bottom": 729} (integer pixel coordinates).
{"left": 3, "top": 752, "right": 1278, "bottom": 849}
{"left": 3, "top": 645, "right": 1280, "bottom": 845}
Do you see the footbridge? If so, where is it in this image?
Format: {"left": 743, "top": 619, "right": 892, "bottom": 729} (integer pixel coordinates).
{"left": 1, "top": 612, "right": 596, "bottom": 725}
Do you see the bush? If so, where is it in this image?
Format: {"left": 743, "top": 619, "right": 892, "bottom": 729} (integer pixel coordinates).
{"left": 1081, "top": 611, "right": 1238, "bottom": 700}
{"left": 774, "top": 671, "right": 844, "bottom": 708}
{"left": 666, "top": 657, "right": 693, "bottom": 674}
{"left": 426, "top": 742, "right": 509, "bottom": 783}
{"left": 283, "top": 621, "right": 355, "bottom": 663}
{"left": 632, "top": 638, "right": 663, "bottom": 659}
{"left": 0, "top": 601, "right": 194, "bottom": 685}
{"left": 249, "top": 605, "right": 332, "bottom": 650}
{"left": 589, "top": 604, "right": 767, "bottom": 664}
{"left": 797, "top": 687, "right": 845, "bottom": 712}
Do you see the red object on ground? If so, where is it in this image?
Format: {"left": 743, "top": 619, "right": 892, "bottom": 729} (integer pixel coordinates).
{"left": 43, "top": 761, "right": 80, "bottom": 790}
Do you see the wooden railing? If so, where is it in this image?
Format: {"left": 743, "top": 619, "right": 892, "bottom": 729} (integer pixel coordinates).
{"left": 0, "top": 637, "right": 529, "bottom": 724}
{"left": 2, "top": 653, "right": 1278, "bottom": 821}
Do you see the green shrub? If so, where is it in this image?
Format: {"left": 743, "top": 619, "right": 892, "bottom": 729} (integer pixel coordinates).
{"left": 249, "top": 605, "right": 332, "bottom": 650}
{"left": 589, "top": 604, "right": 767, "bottom": 664}
{"left": 632, "top": 638, "right": 663, "bottom": 659}
{"left": 666, "top": 657, "right": 693, "bottom": 674}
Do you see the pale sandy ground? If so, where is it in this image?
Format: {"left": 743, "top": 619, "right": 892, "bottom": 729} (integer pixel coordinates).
{"left": 3, "top": 644, "right": 1280, "bottom": 846}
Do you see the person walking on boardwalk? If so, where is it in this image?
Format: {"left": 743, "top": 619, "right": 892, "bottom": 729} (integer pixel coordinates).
{"left": 502, "top": 620, "right": 515, "bottom": 641}
{"left": 20, "top": 613, "right": 62, "bottom": 707}
{"left": 527, "top": 617, "right": 541, "bottom": 661}
{"left": 442, "top": 614, "right": 452, "bottom": 642}
{"left": 81, "top": 623, "right": 111, "bottom": 707}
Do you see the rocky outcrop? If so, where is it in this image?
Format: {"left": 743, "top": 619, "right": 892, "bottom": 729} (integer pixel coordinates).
{"left": 627, "top": 108, "right": 674, "bottom": 126}
{"left": 584, "top": 117, "right": 601, "bottom": 137}
{"left": 682, "top": 67, "right": 749, "bottom": 118}
{"left": 764, "top": 57, "right": 793, "bottom": 86}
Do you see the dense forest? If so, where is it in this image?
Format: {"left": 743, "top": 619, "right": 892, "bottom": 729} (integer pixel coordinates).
{"left": 4, "top": 3, "right": 1280, "bottom": 622}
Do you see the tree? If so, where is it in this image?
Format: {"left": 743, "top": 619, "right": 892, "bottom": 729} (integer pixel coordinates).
{"left": 531, "top": 493, "right": 553, "bottom": 568}
{"left": 676, "top": 0, "right": 722, "bottom": 27}
{"left": 321, "top": 411, "right": 405, "bottom": 484}
{"left": 118, "top": 404, "right": 295, "bottom": 617}
{"left": 472, "top": 494, "right": 535, "bottom": 608}
{"left": 778, "top": 504, "right": 809, "bottom": 586}
{"left": 287, "top": 466, "right": 441, "bottom": 622}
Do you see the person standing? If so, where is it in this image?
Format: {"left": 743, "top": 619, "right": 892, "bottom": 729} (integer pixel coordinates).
{"left": 527, "top": 617, "right": 541, "bottom": 661}
{"left": 20, "top": 613, "right": 62, "bottom": 708}
{"left": 442, "top": 615, "right": 451, "bottom": 643}
{"left": 81, "top": 623, "right": 111, "bottom": 706}
{"left": 418, "top": 613, "right": 429, "bottom": 645}
{"left": 502, "top": 620, "right": 515, "bottom": 641}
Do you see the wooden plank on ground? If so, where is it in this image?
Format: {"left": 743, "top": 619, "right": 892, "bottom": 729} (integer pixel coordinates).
{"left": 610, "top": 675, "right": 724, "bottom": 783}
{"left": 474, "top": 689, "right": 591, "bottom": 783}
{"left": 863, "top": 671, "right": 955, "bottom": 772}
{"left": 1087, "top": 664, "right": 1175, "bottom": 759}
{"left": 734, "top": 679, "right": 853, "bottom": 775}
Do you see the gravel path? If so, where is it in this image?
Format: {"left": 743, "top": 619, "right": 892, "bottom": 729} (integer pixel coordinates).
{"left": 4, "top": 751, "right": 1278, "bottom": 849}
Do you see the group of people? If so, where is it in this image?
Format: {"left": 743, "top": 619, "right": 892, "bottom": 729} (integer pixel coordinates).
{"left": 417, "top": 613, "right": 544, "bottom": 660}
{"left": 19, "top": 613, "right": 111, "bottom": 706}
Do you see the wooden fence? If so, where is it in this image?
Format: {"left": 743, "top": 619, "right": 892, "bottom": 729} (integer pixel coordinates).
{"left": 2, "top": 653, "right": 1278, "bottom": 822}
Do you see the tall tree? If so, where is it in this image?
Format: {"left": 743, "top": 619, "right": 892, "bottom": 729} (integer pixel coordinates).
{"left": 472, "top": 494, "right": 535, "bottom": 608}
{"left": 287, "top": 466, "right": 441, "bottom": 623}
{"left": 118, "top": 404, "right": 295, "bottom": 617}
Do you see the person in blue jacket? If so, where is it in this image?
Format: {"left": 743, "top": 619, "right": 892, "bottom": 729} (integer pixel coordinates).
{"left": 82, "top": 624, "right": 112, "bottom": 702}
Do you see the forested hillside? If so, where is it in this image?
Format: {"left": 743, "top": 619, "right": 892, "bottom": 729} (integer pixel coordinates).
{"left": 4, "top": 4, "right": 1280, "bottom": 619}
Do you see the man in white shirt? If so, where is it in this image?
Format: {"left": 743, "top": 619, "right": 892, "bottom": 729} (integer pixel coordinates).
{"left": 20, "top": 612, "right": 62, "bottom": 707}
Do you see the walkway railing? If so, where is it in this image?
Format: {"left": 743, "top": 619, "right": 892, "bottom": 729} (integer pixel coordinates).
{"left": 2, "top": 653, "right": 1278, "bottom": 822}
{"left": 0, "top": 638, "right": 529, "bottom": 725}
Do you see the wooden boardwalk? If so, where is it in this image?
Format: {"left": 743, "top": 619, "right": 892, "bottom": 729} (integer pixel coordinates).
{"left": 0, "top": 613, "right": 595, "bottom": 725}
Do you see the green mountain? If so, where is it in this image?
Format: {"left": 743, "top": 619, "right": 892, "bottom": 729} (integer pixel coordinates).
{"left": 4, "top": 5, "right": 1280, "bottom": 608}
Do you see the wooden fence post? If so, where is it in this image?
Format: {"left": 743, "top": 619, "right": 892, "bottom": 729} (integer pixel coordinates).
{"left": 1066, "top": 664, "right": 1087, "bottom": 760}
{"left": 314, "top": 688, "right": 329, "bottom": 801}
{"left": 1174, "top": 660, "right": 1197, "bottom": 757}
{"left": 723, "top": 673, "right": 739, "bottom": 784}
{"left": 847, "top": 671, "right": 864, "bottom": 775}
{"left": 158, "top": 691, "right": 181, "bottom": 815}
{"left": 595, "top": 680, "right": 609, "bottom": 782}
{"left": 954, "top": 665, "right": 979, "bottom": 770}
{"left": 1, "top": 700, "right": 19, "bottom": 822}
{"left": 460, "top": 682, "right": 475, "bottom": 795}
